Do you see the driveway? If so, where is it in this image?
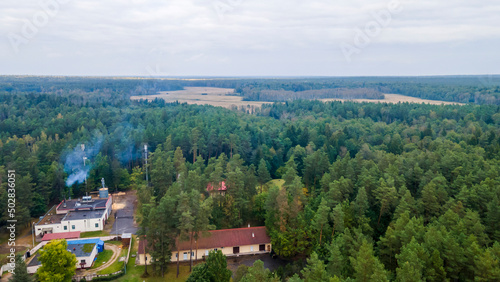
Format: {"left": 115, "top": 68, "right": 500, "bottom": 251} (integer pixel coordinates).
{"left": 226, "top": 253, "right": 289, "bottom": 274}
{"left": 111, "top": 191, "right": 138, "bottom": 235}
{"left": 78, "top": 243, "right": 121, "bottom": 275}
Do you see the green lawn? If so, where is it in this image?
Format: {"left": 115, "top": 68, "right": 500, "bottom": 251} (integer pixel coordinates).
{"left": 91, "top": 249, "right": 114, "bottom": 269}
{"left": 80, "top": 230, "right": 110, "bottom": 238}
{"left": 0, "top": 248, "right": 29, "bottom": 265}
{"left": 116, "top": 236, "right": 191, "bottom": 282}
{"left": 98, "top": 245, "right": 127, "bottom": 275}
{"left": 266, "top": 179, "right": 285, "bottom": 190}
{"left": 117, "top": 262, "right": 191, "bottom": 282}
{"left": 106, "top": 240, "right": 123, "bottom": 246}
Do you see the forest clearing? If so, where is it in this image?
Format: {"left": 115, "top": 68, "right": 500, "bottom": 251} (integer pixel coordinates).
{"left": 130, "top": 87, "right": 462, "bottom": 108}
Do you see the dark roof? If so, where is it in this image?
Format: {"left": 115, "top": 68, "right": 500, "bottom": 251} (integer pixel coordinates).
{"left": 138, "top": 239, "right": 147, "bottom": 255}
{"left": 37, "top": 206, "right": 65, "bottom": 225}
{"left": 27, "top": 253, "right": 41, "bottom": 267}
{"left": 63, "top": 210, "right": 105, "bottom": 221}
{"left": 42, "top": 231, "right": 81, "bottom": 241}
{"left": 67, "top": 242, "right": 96, "bottom": 258}
{"left": 27, "top": 241, "right": 97, "bottom": 267}
{"left": 56, "top": 198, "right": 109, "bottom": 212}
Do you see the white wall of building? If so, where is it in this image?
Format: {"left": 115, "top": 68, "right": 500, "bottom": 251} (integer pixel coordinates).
{"left": 35, "top": 223, "right": 62, "bottom": 237}
{"left": 27, "top": 264, "right": 41, "bottom": 274}
{"left": 74, "top": 246, "right": 98, "bottom": 269}
{"left": 170, "top": 243, "right": 272, "bottom": 262}
{"left": 105, "top": 196, "right": 112, "bottom": 218}
{"left": 35, "top": 213, "right": 106, "bottom": 236}
{"left": 62, "top": 215, "right": 105, "bottom": 233}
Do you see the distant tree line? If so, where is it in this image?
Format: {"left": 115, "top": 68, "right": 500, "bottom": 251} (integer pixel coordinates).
{"left": 239, "top": 88, "right": 384, "bottom": 101}
{"left": 2, "top": 75, "right": 500, "bottom": 104}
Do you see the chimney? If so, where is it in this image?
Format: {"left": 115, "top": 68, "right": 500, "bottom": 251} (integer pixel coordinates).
{"left": 252, "top": 233, "right": 255, "bottom": 238}
{"left": 248, "top": 223, "right": 250, "bottom": 228}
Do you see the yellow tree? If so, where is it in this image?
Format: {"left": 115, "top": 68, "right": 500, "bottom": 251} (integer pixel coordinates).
{"left": 36, "top": 239, "right": 76, "bottom": 282}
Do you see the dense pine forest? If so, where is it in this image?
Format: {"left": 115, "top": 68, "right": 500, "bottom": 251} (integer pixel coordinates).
{"left": 1, "top": 76, "right": 500, "bottom": 281}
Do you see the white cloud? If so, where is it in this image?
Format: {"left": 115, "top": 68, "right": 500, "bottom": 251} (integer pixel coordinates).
{"left": 0, "top": 0, "right": 499, "bottom": 75}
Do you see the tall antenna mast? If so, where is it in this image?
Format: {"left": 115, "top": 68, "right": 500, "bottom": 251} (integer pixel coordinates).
{"left": 144, "top": 144, "right": 149, "bottom": 185}
{"left": 82, "top": 144, "right": 88, "bottom": 194}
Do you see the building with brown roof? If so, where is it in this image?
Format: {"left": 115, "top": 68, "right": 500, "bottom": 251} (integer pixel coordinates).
{"left": 137, "top": 226, "right": 271, "bottom": 265}
{"left": 206, "top": 181, "right": 227, "bottom": 196}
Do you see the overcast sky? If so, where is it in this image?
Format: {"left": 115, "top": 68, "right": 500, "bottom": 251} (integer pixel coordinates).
{"left": 1, "top": 0, "right": 499, "bottom": 76}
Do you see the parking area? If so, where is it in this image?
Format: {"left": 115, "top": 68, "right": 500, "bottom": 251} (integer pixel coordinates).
{"left": 226, "top": 253, "right": 288, "bottom": 274}
{"left": 111, "top": 191, "right": 138, "bottom": 235}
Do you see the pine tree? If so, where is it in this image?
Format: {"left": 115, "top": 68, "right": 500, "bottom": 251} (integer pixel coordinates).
{"left": 283, "top": 157, "right": 298, "bottom": 187}
{"left": 9, "top": 255, "right": 33, "bottom": 282}
{"left": 301, "top": 252, "right": 330, "bottom": 282}
{"left": 485, "top": 195, "right": 500, "bottom": 242}
{"left": 330, "top": 203, "right": 344, "bottom": 237}
{"left": 327, "top": 240, "right": 345, "bottom": 278}
{"left": 176, "top": 192, "right": 194, "bottom": 277}
{"left": 205, "top": 250, "right": 232, "bottom": 282}
{"left": 393, "top": 186, "right": 415, "bottom": 220}
{"left": 374, "top": 178, "right": 398, "bottom": 225}
{"left": 353, "top": 187, "right": 369, "bottom": 218}
{"left": 193, "top": 196, "right": 214, "bottom": 266}
{"left": 395, "top": 238, "right": 425, "bottom": 282}
{"left": 173, "top": 146, "right": 187, "bottom": 180}
{"left": 424, "top": 249, "right": 446, "bottom": 282}
{"left": 240, "top": 260, "right": 279, "bottom": 282}
{"left": 257, "top": 159, "right": 271, "bottom": 192}
{"left": 313, "top": 198, "right": 330, "bottom": 245}
{"left": 420, "top": 182, "right": 441, "bottom": 222}
{"left": 350, "top": 239, "right": 389, "bottom": 282}
{"left": 190, "top": 127, "right": 201, "bottom": 164}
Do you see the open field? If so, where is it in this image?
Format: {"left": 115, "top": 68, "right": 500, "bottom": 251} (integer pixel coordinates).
{"left": 322, "top": 93, "right": 463, "bottom": 105}
{"left": 130, "top": 87, "right": 270, "bottom": 109}
{"left": 131, "top": 87, "right": 463, "bottom": 108}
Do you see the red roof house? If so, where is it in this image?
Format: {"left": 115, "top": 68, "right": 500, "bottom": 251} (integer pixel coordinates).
{"left": 139, "top": 226, "right": 272, "bottom": 263}
{"left": 42, "top": 231, "right": 81, "bottom": 241}
{"left": 206, "top": 181, "right": 227, "bottom": 196}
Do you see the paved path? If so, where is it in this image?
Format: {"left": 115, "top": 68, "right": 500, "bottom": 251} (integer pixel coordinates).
{"left": 0, "top": 272, "right": 11, "bottom": 281}
{"left": 78, "top": 243, "right": 121, "bottom": 275}
{"left": 227, "top": 253, "right": 289, "bottom": 276}
{"left": 111, "top": 191, "right": 138, "bottom": 234}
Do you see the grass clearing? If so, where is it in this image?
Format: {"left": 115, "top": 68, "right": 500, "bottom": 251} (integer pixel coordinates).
{"left": 131, "top": 87, "right": 270, "bottom": 110}
{"left": 131, "top": 87, "right": 462, "bottom": 111}
{"left": 267, "top": 179, "right": 285, "bottom": 188}
{"left": 106, "top": 240, "right": 123, "bottom": 246}
{"left": 98, "top": 245, "right": 127, "bottom": 275}
{"left": 321, "top": 93, "right": 463, "bottom": 105}
{"left": 0, "top": 248, "right": 29, "bottom": 265}
{"left": 117, "top": 263, "right": 191, "bottom": 282}
{"left": 91, "top": 249, "right": 114, "bottom": 269}
{"left": 80, "top": 230, "right": 110, "bottom": 238}
{"left": 263, "top": 179, "right": 285, "bottom": 192}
